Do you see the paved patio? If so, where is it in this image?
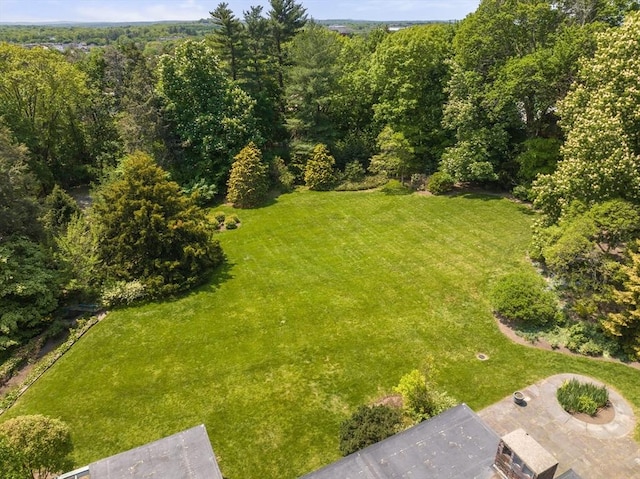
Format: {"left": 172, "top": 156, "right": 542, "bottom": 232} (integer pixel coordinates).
{"left": 478, "top": 373, "right": 640, "bottom": 479}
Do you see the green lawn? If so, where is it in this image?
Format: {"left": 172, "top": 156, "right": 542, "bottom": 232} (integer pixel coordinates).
{"left": 5, "top": 190, "right": 640, "bottom": 479}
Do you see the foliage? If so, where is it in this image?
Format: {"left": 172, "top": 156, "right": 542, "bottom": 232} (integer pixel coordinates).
{"left": 40, "top": 185, "right": 80, "bottom": 236}
{"left": 491, "top": 272, "right": 559, "bottom": 326}
{"left": 343, "top": 161, "right": 366, "bottom": 183}
{"left": 556, "top": 378, "right": 608, "bottom": 416}
{"left": 533, "top": 12, "right": 640, "bottom": 222}
{"left": 0, "top": 43, "right": 91, "bottom": 187}
{"left": 0, "top": 415, "right": 73, "bottom": 479}
{"left": 92, "top": 152, "right": 224, "bottom": 297}
{"left": 369, "top": 25, "right": 455, "bottom": 172}
{"left": 381, "top": 179, "right": 411, "bottom": 196}
{"left": 225, "top": 217, "right": 239, "bottom": 230}
{"left": 427, "top": 172, "right": 455, "bottom": 195}
{"left": 55, "top": 213, "right": 101, "bottom": 300}
{"left": 270, "top": 156, "right": 296, "bottom": 193}
{"left": 209, "top": 2, "right": 245, "bottom": 81}
{"left": 0, "top": 238, "right": 60, "bottom": 351}
{"left": 213, "top": 211, "right": 227, "bottom": 223}
{"left": 0, "top": 125, "right": 42, "bottom": 242}
{"left": 304, "top": 144, "right": 336, "bottom": 191}
{"left": 531, "top": 200, "right": 640, "bottom": 325}
{"left": 182, "top": 179, "right": 219, "bottom": 207}
{"left": 101, "top": 280, "right": 148, "bottom": 308}
{"left": 284, "top": 23, "right": 343, "bottom": 144}
{"left": 226, "top": 143, "right": 270, "bottom": 208}
{"left": 603, "top": 241, "right": 640, "bottom": 359}
{"left": 368, "top": 126, "right": 414, "bottom": 181}
{"left": 157, "top": 40, "right": 259, "bottom": 188}
{"left": 512, "top": 185, "right": 533, "bottom": 202}
{"left": 334, "top": 174, "right": 388, "bottom": 192}
{"left": 515, "top": 137, "right": 561, "bottom": 185}
{"left": 393, "top": 369, "right": 457, "bottom": 423}
{"left": 338, "top": 405, "right": 402, "bottom": 456}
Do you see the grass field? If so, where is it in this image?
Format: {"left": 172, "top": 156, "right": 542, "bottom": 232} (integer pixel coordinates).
{"left": 4, "top": 190, "right": 640, "bottom": 479}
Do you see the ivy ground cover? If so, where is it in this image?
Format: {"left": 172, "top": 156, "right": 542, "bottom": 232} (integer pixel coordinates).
{"left": 5, "top": 190, "right": 640, "bottom": 478}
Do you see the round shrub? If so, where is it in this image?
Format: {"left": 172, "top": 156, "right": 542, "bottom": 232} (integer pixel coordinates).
{"left": 426, "top": 171, "right": 454, "bottom": 195}
{"left": 213, "top": 211, "right": 226, "bottom": 223}
{"left": 339, "top": 405, "right": 402, "bottom": 456}
{"left": 491, "top": 272, "right": 559, "bottom": 326}
{"left": 381, "top": 179, "right": 411, "bottom": 195}
{"left": 512, "top": 185, "right": 533, "bottom": 202}
{"left": 225, "top": 217, "right": 238, "bottom": 230}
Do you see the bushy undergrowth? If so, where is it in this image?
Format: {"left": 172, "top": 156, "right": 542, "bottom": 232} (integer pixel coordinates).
{"left": 335, "top": 174, "right": 387, "bottom": 191}
{"left": 427, "top": 171, "right": 454, "bottom": 195}
{"left": 381, "top": 179, "right": 411, "bottom": 195}
{"left": 491, "top": 272, "right": 559, "bottom": 326}
{"left": 339, "top": 405, "right": 402, "bottom": 456}
{"left": 393, "top": 369, "right": 457, "bottom": 423}
{"left": 556, "top": 378, "right": 608, "bottom": 416}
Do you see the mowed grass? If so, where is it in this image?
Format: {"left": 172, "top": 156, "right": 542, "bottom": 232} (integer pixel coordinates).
{"left": 5, "top": 190, "right": 640, "bottom": 478}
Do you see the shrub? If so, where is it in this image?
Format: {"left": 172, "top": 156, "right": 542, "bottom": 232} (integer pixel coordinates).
{"left": 410, "top": 174, "right": 427, "bottom": 191}
{"left": 343, "top": 161, "right": 366, "bottom": 182}
{"left": 339, "top": 405, "right": 402, "bottom": 456}
{"left": 270, "top": 156, "right": 295, "bottom": 192}
{"left": 556, "top": 378, "right": 608, "bottom": 416}
{"left": 101, "top": 280, "right": 147, "bottom": 307}
{"left": 426, "top": 171, "right": 455, "bottom": 195}
{"left": 512, "top": 185, "right": 533, "bottom": 202}
{"left": 491, "top": 272, "right": 559, "bottom": 326}
{"left": 213, "top": 211, "right": 226, "bottom": 223}
{"left": 304, "top": 144, "right": 337, "bottom": 191}
{"left": 226, "top": 142, "right": 269, "bottom": 208}
{"left": 183, "top": 178, "right": 218, "bottom": 206}
{"left": 381, "top": 179, "right": 411, "bottom": 195}
{"left": 225, "top": 217, "right": 238, "bottom": 230}
{"left": 335, "top": 175, "right": 388, "bottom": 191}
{"left": 393, "top": 370, "right": 457, "bottom": 423}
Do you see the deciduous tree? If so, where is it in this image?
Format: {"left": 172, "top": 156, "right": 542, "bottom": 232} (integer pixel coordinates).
{"left": 0, "top": 415, "right": 73, "bottom": 479}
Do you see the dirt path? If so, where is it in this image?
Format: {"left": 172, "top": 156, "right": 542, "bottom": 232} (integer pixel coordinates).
{"left": 494, "top": 317, "right": 640, "bottom": 370}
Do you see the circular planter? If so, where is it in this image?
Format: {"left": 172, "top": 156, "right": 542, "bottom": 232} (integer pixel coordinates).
{"left": 513, "top": 391, "right": 526, "bottom": 406}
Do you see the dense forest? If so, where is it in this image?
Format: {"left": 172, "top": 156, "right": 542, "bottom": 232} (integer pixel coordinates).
{"left": 1, "top": 0, "right": 640, "bottom": 366}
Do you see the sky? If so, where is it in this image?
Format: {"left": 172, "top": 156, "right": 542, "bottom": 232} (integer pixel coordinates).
{"left": 0, "top": 0, "right": 480, "bottom": 24}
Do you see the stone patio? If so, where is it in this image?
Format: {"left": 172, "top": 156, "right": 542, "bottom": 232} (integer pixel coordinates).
{"left": 478, "top": 373, "right": 640, "bottom": 479}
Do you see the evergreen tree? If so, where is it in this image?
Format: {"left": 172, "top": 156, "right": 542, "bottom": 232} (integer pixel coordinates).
{"left": 226, "top": 142, "right": 269, "bottom": 208}
{"left": 304, "top": 144, "right": 336, "bottom": 191}
{"left": 268, "top": 0, "right": 308, "bottom": 91}
{"left": 92, "top": 152, "right": 223, "bottom": 297}
{"left": 210, "top": 2, "right": 246, "bottom": 81}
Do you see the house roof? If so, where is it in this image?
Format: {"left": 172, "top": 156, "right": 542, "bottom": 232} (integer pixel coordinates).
{"left": 301, "top": 403, "right": 501, "bottom": 479}
{"left": 58, "top": 424, "right": 223, "bottom": 479}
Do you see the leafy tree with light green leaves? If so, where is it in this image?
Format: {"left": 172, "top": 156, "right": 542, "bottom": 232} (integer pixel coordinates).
{"left": 226, "top": 142, "right": 269, "bottom": 208}
{"left": 304, "top": 144, "right": 336, "bottom": 191}
{"left": 0, "top": 43, "right": 91, "bottom": 187}
{"left": 0, "top": 415, "right": 73, "bottom": 479}
{"left": 394, "top": 369, "right": 457, "bottom": 423}
{"left": 157, "top": 40, "right": 259, "bottom": 189}
{"left": 370, "top": 25, "right": 454, "bottom": 173}
{"left": 533, "top": 12, "right": 640, "bottom": 223}
{"left": 0, "top": 124, "right": 42, "bottom": 243}
{"left": 92, "top": 152, "right": 224, "bottom": 298}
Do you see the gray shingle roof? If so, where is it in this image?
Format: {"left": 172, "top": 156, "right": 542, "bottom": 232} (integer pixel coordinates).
{"left": 86, "top": 424, "right": 222, "bottom": 479}
{"left": 301, "top": 403, "right": 500, "bottom": 479}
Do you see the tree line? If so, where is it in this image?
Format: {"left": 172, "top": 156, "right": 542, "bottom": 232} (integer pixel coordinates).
{"left": 1, "top": 0, "right": 640, "bottom": 359}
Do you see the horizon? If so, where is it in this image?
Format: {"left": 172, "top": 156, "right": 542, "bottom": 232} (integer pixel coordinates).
{"left": 0, "top": 0, "right": 479, "bottom": 24}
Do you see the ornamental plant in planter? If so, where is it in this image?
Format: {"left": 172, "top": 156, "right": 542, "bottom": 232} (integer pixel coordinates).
{"left": 556, "top": 379, "right": 608, "bottom": 416}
